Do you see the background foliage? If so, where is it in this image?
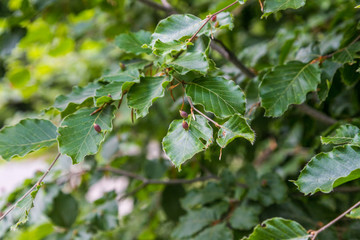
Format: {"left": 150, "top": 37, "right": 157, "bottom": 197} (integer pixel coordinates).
{"left": 1, "top": 0, "right": 360, "bottom": 239}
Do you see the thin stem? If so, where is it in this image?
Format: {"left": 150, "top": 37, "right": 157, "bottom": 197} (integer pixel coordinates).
{"left": 118, "top": 182, "right": 148, "bottom": 201}
{"left": 186, "top": 96, "right": 223, "bottom": 128}
{"left": 99, "top": 166, "right": 219, "bottom": 185}
{"left": 0, "top": 153, "right": 61, "bottom": 221}
{"left": 310, "top": 200, "right": 360, "bottom": 240}
{"left": 296, "top": 104, "right": 337, "bottom": 125}
{"left": 188, "top": 1, "right": 240, "bottom": 42}
{"left": 211, "top": 39, "right": 256, "bottom": 79}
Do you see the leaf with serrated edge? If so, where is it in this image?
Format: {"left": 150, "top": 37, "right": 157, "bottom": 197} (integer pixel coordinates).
{"left": 294, "top": 145, "right": 360, "bottom": 195}
{"left": 242, "top": 217, "right": 309, "bottom": 240}
{"left": 260, "top": 61, "right": 321, "bottom": 117}
{"left": 54, "top": 82, "right": 101, "bottom": 115}
{"left": 171, "top": 207, "right": 217, "bottom": 239}
{"left": 95, "top": 70, "right": 141, "bottom": 106}
{"left": 10, "top": 185, "right": 41, "bottom": 230}
{"left": 127, "top": 76, "right": 170, "bottom": 119}
{"left": 114, "top": 30, "right": 152, "bottom": 55}
{"left": 186, "top": 76, "right": 246, "bottom": 118}
{"left": 162, "top": 115, "right": 213, "bottom": 169}
{"left": 151, "top": 14, "right": 210, "bottom": 45}
{"left": 217, "top": 114, "right": 255, "bottom": 148}
{"left": 0, "top": 119, "right": 57, "bottom": 161}
{"left": 262, "top": 0, "right": 306, "bottom": 18}
{"left": 194, "top": 223, "right": 233, "bottom": 240}
{"left": 333, "top": 41, "right": 360, "bottom": 64}
{"left": 347, "top": 206, "right": 360, "bottom": 219}
{"left": 57, "top": 106, "right": 116, "bottom": 164}
{"left": 167, "top": 51, "right": 209, "bottom": 75}
{"left": 321, "top": 124, "right": 360, "bottom": 146}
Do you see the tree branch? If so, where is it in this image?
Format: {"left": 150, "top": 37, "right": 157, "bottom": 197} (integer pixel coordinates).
{"left": 188, "top": 1, "right": 239, "bottom": 42}
{"left": 296, "top": 104, "right": 337, "bottom": 125}
{"left": 0, "top": 153, "right": 61, "bottom": 221}
{"left": 211, "top": 39, "right": 257, "bottom": 79}
{"left": 99, "top": 166, "right": 220, "bottom": 185}
{"left": 310, "top": 200, "right": 360, "bottom": 239}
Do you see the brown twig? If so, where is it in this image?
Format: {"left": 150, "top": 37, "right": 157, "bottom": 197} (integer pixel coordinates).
{"left": 188, "top": 1, "right": 240, "bottom": 43}
{"left": 309, "top": 200, "right": 360, "bottom": 239}
{"left": 186, "top": 96, "right": 222, "bottom": 128}
{"left": 296, "top": 104, "right": 337, "bottom": 125}
{"left": 211, "top": 39, "right": 257, "bottom": 79}
{"left": 0, "top": 153, "right": 61, "bottom": 222}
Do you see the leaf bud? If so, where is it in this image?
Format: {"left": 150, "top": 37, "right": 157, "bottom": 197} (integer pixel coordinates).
{"left": 182, "top": 121, "right": 189, "bottom": 130}
{"left": 214, "top": 21, "right": 219, "bottom": 28}
{"left": 179, "top": 110, "right": 188, "bottom": 119}
{"left": 93, "top": 123, "right": 101, "bottom": 133}
{"left": 211, "top": 15, "right": 217, "bottom": 22}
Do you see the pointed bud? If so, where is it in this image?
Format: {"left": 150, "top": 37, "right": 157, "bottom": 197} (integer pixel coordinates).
{"left": 182, "top": 121, "right": 189, "bottom": 130}
{"left": 179, "top": 110, "right": 188, "bottom": 119}
{"left": 93, "top": 123, "right": 101, "bottom": 133}
{"left": 120, "top": 62, "right": 126, "bottom": 71}
{"left": 211, "top": 15, "right": 217, "bottom": 22}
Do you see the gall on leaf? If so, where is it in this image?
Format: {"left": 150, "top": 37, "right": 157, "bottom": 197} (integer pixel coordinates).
{"left": 179, "top": 110, "right": 189, "bottom": 119}
{"left": 182, "top": 121, "right": 189, "bottom": 130}
{"left": 93, "top": 123, "right": 102, "bottom": 133}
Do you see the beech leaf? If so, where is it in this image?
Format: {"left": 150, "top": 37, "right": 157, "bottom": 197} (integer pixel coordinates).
{"left": 162, "top": 115, "right": 213, "bottom": 169}
{"left": 186, "top": 76, "right": 246, "bottom": 118}
{"left": 0, "top": 119, "right": 57, "bottom": 161}
{"left": 321, "top": 124, "right": 360, "bottom": 146}
{"left": 242, "top": 217, "right": 309, "bottom": 240}
{"left": 262, "top": 0, "right": 306, "bottom": 18}
{"left": 57, "top": 106, "right": 116, "bottom": 164}
{"left": 217, "top": 114, "right": 255, "bottom": 148}
{"left": 127, "top": 76, "right": 170, "bottom": 119}
{"left": 260, "top": 61, "right": 321, "bottom": 117}
{"left": 294, "top": 144, "right": 360, "bottom": 195}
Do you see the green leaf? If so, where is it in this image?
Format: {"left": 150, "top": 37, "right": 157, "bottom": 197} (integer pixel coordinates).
{"left": 54, "top": 82, "right": 101, "bottom": 116}
{"left": 10, "top": 185, "right": 41, "bottom": 230}
{"left": 294, "top": 145, "right": 360, "bottom": 195}
{"left": 167, "top": 51, "right": 209, "bottom": 75}
{"left": 247, "top": 173, "right": 288, "bottom": 206}
{"left": 57, "top": 106, "right": 116, "bottom": 164}
{"left": 321, "top": 124, "right": 360, "bottom": 146}
{"left": 151, "top": 14, "right": 210, "bottom": 44}
{"left": 127, "top": 76, "right": 170, "bottom": 119}
{"left": 243, "top": 217, "right": 309, "bottom": 240}
{"left": 114, "top": 30, "right": 152, "bottom": 55}
{"left": 217, "top": 114, "right": 255, "bottom": 148}
{"left": 48, "top": 192, "right": 78, "bottom": 228}
{"left": 152, "top": 39, "right": 190, "bottom": 56}
{"left": 95, "top": 69, "right": 141, "bottom": 106}
{"left": 194, "top": 223, "right": 233, "bottom": 240}
{"left": 0, "top": 119, "right": 57, "bottom": 161}
{"left": 333, "top": 42, "right": 360, "bottom": 64}
{"left": 162, "top": 115, "right": 213, "bottom": 169}
{"left": 180, "top": 182, "right": 225, "bottom": 210}
{"left": 216, "top": 12, "right": 234, "bottom": 31}
{"left": 347, "top": 206, "right": 360, "bottom": 219}
{"left": 230, "top": 204, "right": 261, "bottom": 230}
{"left": 260, "top": 61, "right": 321, "bottom": 117}
{"left": 186, "top": 76, "right": 246, "bottom": 118}
{"left": 171, "top": 207, "right": 218, "bottom": 239}
{"left": 262, "top": 0, "right": 306, "bottom": 18}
